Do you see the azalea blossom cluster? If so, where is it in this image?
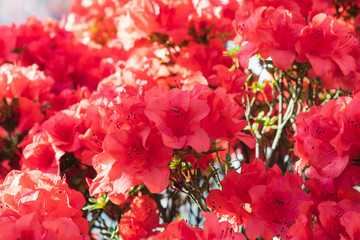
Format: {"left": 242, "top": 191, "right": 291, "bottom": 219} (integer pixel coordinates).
{"left": 89, "top": 84, "right": 255, "bottom": 205}
{"left": 0, "top": 0, "right": 359, "bottom": 239}
{"left": 0, "top": 170, "right": 89, "bottom": 240}
{"left": 295, "top": 92, "right": 360, "bottom": 178}
{"left": 207, "top": 158, "right": 360, "bottom": 239}
{"left": 234, "top": 0, "right": 360, "bottom": 90}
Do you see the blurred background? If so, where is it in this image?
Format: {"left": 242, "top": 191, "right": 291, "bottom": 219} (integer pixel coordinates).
{"left": 0, "top": 0, "right": 71, "bottom": 25}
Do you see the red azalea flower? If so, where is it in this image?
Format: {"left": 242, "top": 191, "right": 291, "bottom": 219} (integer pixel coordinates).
{"left": 77, "top": 105, "right": 107, "bottom": 166}
{"left": 154, "top": 219, "right": 201, "bottom": 240}
{"left": 234, "top": 42, "right": 258, "bottom": 69}
{"left": 119, "top": 195, "right": 160, "bottom": 240}
{"left": 201, "top": 212, "right": 246, "bottom": 240}
{"left": 153, "top": 212, "right": 246, "bottom": 240}
{"left": 0, "top": 170, "right": 89, "bottom": 240}
{"left": 294, "top": 98, "right": 349, "bottom": 178}
{"left": 236, "top": 5, "right": 304, "bottom": 70}
{"left": 196, "top": 154, "right": 213, "bottom": 170}
{"left": 208, "top": 64, "right": 247, "bottom": 94}
{"left": 196, "top": 86, "right": 255, "bottom": 148}
{"left": 0, "top": 25, "right": 17, "bottom": 64}
{"left": 340, "top": 211, "right": 360, "bottom": 239}
{"left": 246, "top": 175, "right": 311, "bottom": 239}
{"left": 0, "top": 64, "right": 54, "bottom": 102}
{"left": 206, "top": 159, "right": 280, "bottom": 229}
{"left": 303, "top": 161, "right": 360, "bottom": 213}
{"left": 256, "top": 6, "right": 304, "bottom": 70}
{"left": 145, "top": 87, "right": 210, "bottom": 152}
{"left": 90, "top": 126, "right": 172, "bottom": 205}
{"left": 316, "top": 199, "right": 360, "bottom": 239}
{"left": 41, "top": 109, "right": 83, "bottom": 152}
{"left": 20, "top": 132, "right": 64, "bottom": 174}
{"left": 334, "top": 95, "right": 360, "bottom": 157}
{"left": 295, "top": 13, "right": 358, "bottom": 78}
{"left": 112, "top": 94, "right": 149, "bottom": 130}
{"left": 285, "top": 200, "right": 314, "bottom": 240}
{"left": 15, "top": 97, "right": 44, "bottom": 133}
{"left": 234, "top": 0, "right": 311, "bottom": 69}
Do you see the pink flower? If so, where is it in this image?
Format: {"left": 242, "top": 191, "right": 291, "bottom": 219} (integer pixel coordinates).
{"left": 257, "top": 7, "right": 304, "bottom": 70}
{"left": 295, "top": 13, "right": 358, "bottom": 79}
{"left": 246, "top": 174, "right": 311, "bottom": 239}
{"left": 90, "top": 127, "right": 172, "bottom": 205}
{"left": 294, "top": 98, "right": 349, "bottom": 178}
{"left": 20, "top": 132, "right": 64, "bottom": 174}
{"left": 201, "top": 212, "right": 246, "bottom": 240}
{"left": 15, "top": 97, "right": 44, "bottom": 132}
{"left": 333, "top": 94, "right": 360, "bottom": 157}
{"left": 41, "top": 109, "right": 83, "bottom": 152}
{"left": 237, "top": 6, "right": 304, "bottom": 70}
{"left": 0, "top": 25, "right": 17, "bottom": 64}
{"left": 119, "top": 195, "right": 160, "bottom": 240}
{"left": 0, "top": 170, "right": 89, "bottom": 240}
{"left": 316, "top": 200, "right": 360, "bottom": 239}
{"left": 196, "top": 86, "right": 255, "bottom": 148}
{"left": 208, "top": 65, "right": 247, "bottom": 94}
{"left": 206, "top": 159, "right": 281, "bottom": 229}
{"left": 154, "top": 219, "right": 201, "bottom": 240}
{"left": 145, "top": 87, "right": 210, "bottom": 152}
{"left": 153, "top": 212, "right": 246, "bottom": 239}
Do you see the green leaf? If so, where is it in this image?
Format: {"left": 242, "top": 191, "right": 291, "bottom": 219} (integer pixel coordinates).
{"left": 82, "top": 204, "right": 97, "bottom": 211}
{"left": 263, "top": 118, "right": 271, "bottom": 126}
{"left": 181, "top": 161, "right": 192, "bottom": 171}
{"left": 256, "top": 111, "right": 264, "bottom": 119}
{"left": 11, "top": 46, "right": 27, "bottom": 54}
{"left": 82, "top": 194, "right": 109, "bottom": 211}
{"left": 169, "top": 157, "right": 181, "bottom": 169}
{"left": 128, "top": 184, "right": 144, "bottom": 196}
{"left": 225, "top": 152, "right": 231, "bottom": 163}
{"left": 89, "top": 198, "right": 98, "bottom": 204}
{"left": 269, "top": 116, "right": 278, "bottom": 125}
